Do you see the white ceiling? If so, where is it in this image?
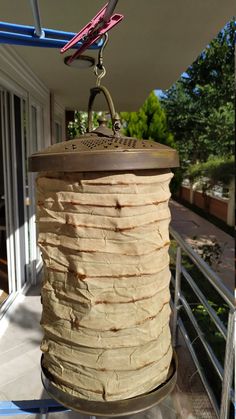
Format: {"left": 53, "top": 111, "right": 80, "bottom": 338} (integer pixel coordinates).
{"left": 0, "top": 0, "right": 234, "bottom": 110}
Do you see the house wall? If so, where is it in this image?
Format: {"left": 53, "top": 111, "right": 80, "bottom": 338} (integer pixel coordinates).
{"left": 193, "top": 190, "right": 205, "bottom": 209}
{"left": 54, "top": 99, "right": 66, "bottom": 143}
{"left": 179, "top": 186, "right": 228, "bottom": 224}
{"left": 181, "top": 186, "right": 191, "bottom": 203}
{"left": 0, "top": 45, "right": 51, "bottom": 147}
{"left": 0, "top": 45, "right": 66, "bottom": 148}
{"left": 208, "top": 195, "right": 228, "bottom": 222}
{"left": 0, "top": 44, "right": 65, "bottom": 333}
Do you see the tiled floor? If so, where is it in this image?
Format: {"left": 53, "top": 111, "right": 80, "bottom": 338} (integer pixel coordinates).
{"left": 0, "top": 280, "right": 217, "bottom": 419}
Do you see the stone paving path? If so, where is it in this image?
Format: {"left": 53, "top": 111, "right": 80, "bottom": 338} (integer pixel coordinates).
{"left": 170, "top": 200, "right": 235, "bottom": 293}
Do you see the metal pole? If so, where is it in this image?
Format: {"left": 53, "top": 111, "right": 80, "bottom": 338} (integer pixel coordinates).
{"left": 178, "top": 318, "right": 220, "bottom": 417}
{"left": 219, "top": 310, "right": 235, "bottom": 419}
{"left": 172, "top": 246, "right": 181, "bottom": 347}
{"left": 40, "top": 408, "right": 48, "bottom": 419}
{"left": 30, "top": 0, "right": 44, "bottom": 37}
{"left": 103, "top": 0, "right": 119, "bottom": 22}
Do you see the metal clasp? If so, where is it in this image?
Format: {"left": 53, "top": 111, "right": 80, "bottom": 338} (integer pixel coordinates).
{"left": 60, "top": 1, "right": 124, "bottom": 65}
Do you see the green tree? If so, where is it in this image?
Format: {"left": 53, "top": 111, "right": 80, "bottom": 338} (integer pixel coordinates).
{"left": 121, "top": 91, "right": 175, "bottom": 147}
{"left": 67, "top": 111, "right": 102, "bottom": 139}
{"left": 161, "top": 20, "right": 235, "bottom": 166}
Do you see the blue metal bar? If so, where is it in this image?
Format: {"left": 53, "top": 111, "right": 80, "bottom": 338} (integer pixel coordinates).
{"left": 0, "top": 21, "right": 104, "bottom": 49}
{"left": 0, "top": 22, "right": 79, "bottom": 39}
{"left": 0, "top": 399, "right": 69, "bottom": 416}
{"left": 0, "top": 32, "right": 84, "bottom": 48}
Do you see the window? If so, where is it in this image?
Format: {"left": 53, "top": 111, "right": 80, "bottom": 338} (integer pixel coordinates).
{"left": 55, "top": 121, "right": 62, "bottom": 143}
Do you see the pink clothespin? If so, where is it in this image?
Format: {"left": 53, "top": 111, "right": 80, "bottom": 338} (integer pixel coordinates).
{"left": 61, "top": 2, "right": 124, "bottom": 64}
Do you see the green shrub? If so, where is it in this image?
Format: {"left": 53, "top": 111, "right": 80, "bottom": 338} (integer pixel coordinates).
{"left": 187, "top": 156, "right": 235, "bottom": 189}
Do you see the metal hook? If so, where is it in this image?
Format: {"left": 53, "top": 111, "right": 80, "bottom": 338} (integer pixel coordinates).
{"left": 97, "top": 32, "right": 109, "bottom": 69}
{"left": 94, "top": 33, "right": 108, "bottom": 86}
{"left": 94, "top": 66, "right": 106, "bottom": 86}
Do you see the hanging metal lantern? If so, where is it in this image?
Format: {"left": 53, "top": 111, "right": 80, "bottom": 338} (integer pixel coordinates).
{"left": 29, "top": 85, "right": 179, "bottom": 416}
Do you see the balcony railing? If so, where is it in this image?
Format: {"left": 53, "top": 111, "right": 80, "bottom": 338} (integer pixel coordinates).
{"left": 170, "top": 227, "right": 235, "bottom": 419}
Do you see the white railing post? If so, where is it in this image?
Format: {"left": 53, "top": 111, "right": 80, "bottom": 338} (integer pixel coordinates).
{"left": 172, "top": 246, "right": 181, "bottom": 347}
{"left": 227, "top": 178, "right": 235, "bottom": 227}
{"left": 40, "top": 408, "right": 48, "bottom": 419}
{"left": 220, "top": 310, "right": 235, "bottom": 419}
{"left": 189, "top": 181, "right": 194, "bottom": 204}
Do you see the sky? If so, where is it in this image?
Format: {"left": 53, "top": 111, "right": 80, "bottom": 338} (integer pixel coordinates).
{"left": 155, "top": 72, "right": 189, "bottom": 98}
{"left": 155, "top": 89, "right": 166, "bottom": 99}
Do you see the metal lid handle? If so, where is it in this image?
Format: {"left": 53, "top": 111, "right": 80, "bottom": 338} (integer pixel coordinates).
{"left": 87, "top": 85, "right": 121, "bottom": 136}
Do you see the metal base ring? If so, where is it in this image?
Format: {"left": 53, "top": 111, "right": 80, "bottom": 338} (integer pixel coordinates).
{"left": 41, "top": 351, "right": 177, "bottom": 417}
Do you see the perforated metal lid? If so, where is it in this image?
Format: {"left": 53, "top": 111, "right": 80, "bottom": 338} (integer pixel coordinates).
{"left": 29, "top": 124, "right": 179, "bottom": 172}
{"left": 29, "top": 85, "right": 179, "bottom": 172}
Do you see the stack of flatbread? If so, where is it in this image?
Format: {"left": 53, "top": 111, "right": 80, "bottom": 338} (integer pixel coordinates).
{"left": 36, "top": 169, "right": 173, "bottom": 401}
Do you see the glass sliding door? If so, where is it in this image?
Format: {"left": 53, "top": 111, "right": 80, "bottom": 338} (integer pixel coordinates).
{"left": 12, "top": 94, "right": 28, "bottom": 287}
{"left": 0, "top": 89, "right": 18, "bottom": 308}
{"left": 0, "top": 86, "right": 45, "bottom": 312}
{"left": 0, "top": 91, "right": 9, "bottom": 306}
{"left": 0, "top": 88, "right": 32, "bottom": 310}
